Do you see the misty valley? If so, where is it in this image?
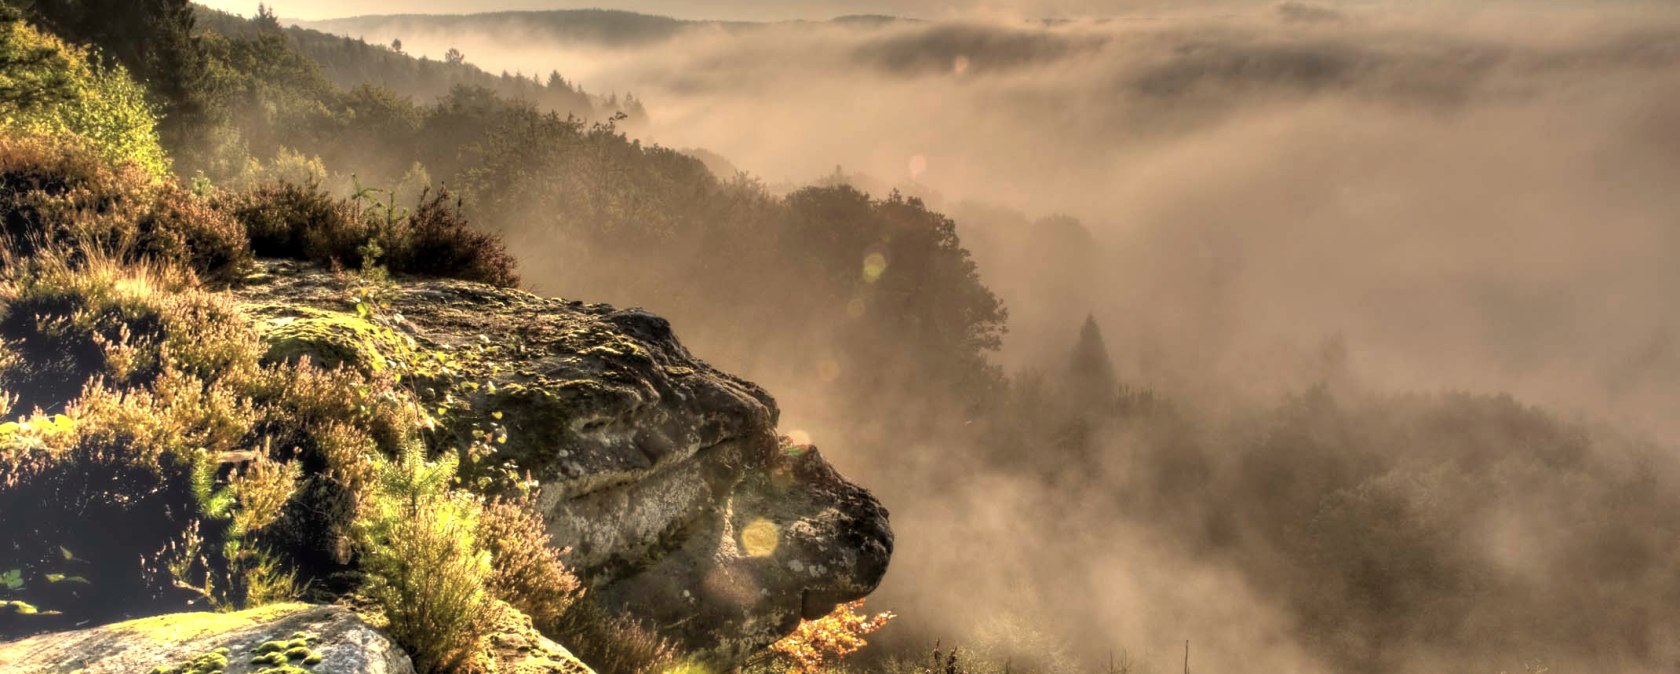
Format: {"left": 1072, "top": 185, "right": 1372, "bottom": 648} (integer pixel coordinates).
{"left": 1, "top": 1, "right": 1678, "bottom": 674}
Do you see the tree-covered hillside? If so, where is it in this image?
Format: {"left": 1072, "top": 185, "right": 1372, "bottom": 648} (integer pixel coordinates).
{"left": 302, "top": 9, "right": 717, "bottom": 49}
{"left": 196, "top": 6, "right": 627, "bottom": 123}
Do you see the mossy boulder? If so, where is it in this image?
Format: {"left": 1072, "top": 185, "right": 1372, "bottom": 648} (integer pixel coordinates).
{"left": 0, "top": 603, "right": 411, "bottom": 674}
{"left": 233, "top": 261, "right": 893, "bottom": 665}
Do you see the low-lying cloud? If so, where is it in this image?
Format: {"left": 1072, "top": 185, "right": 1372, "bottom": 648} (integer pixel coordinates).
{"left": 311, "top": 5, "right": 1680, "bottom": 671}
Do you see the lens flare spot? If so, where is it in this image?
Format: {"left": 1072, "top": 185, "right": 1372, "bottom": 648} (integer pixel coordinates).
{"left": 863, "top": 252, "right": 889, "bottom": 282}
{"left": 846, "top": 297, "right": 867, "bottom": 318}
{"left": 741, "top": 518, "right": 780, "bottom": 557}
{"left": 908, "top": 154, "right": 928, "bottom": 179}
{"left": 816, "top": 358, "right": 842, "bottom": 382}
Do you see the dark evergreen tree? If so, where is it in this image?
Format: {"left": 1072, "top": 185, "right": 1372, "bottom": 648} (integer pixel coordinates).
{"left": 1052, "top": 315, "right": 1119, "bottom": 461}
{"left": 1067, "top": 314, "right": 1118, "bottom": 405}
{"left": 254, "top": 3, "right": 280, "bottom": 32}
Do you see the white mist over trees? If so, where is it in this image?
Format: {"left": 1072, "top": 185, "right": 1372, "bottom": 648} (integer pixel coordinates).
{"left": 68, "top": 2, "right": 1680, "bottom": 672}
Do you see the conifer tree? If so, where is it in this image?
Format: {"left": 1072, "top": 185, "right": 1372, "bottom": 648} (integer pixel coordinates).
{"left": 1067, "top": 314, "right": 1118, "bottom": 405}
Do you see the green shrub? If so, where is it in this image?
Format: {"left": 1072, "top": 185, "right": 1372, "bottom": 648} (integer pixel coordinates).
{"left": 0, "top": 16, "right": 170, "bottom": 177}
{"left": 356, "top": 446, "right": 500, "bottom": 674}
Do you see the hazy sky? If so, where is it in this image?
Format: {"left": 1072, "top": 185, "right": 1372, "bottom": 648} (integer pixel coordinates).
{"left": 200, "top": 0, "right": 1233, "bottom": 22}
{"left": 203, "top": 0, "right": 945, "bottom": 21}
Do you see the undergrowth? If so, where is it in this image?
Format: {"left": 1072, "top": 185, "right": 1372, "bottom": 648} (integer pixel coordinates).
{"left": 0, "top": 134, "right": 666, "bottom": 673}
{"left": 0, "top": 138, "right": 542, "bottom": 646}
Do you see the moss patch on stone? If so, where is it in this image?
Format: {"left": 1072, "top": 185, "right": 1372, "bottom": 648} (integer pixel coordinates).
{"left": 148, "top": 647, "right": 230, "bottom": 674}
{"left": 137, "top": 624, "right": 325, "bottom": 674}
{"left": 249, "top": 629, "right": 325, "bottom": 673}
{"left": 114, "top": 603, "right": 309, "bottom": 646}
{"left": 254, "top": 306, "right": 427, "bottom": 376}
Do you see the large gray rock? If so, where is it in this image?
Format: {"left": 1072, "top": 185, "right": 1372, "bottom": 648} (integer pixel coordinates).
{"left": 0, "top": 603, "right": 412, "bottom": 674}
{"left": 235, "top": 261, "right": 893, "bottom": 664}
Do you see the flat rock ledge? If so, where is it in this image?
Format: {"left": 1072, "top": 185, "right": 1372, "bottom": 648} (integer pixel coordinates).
{"left": 0, "top": 601, "right": 595, "bottom": 674}
{"left": 0, "top": 603, "right": 411, "bottom": 674}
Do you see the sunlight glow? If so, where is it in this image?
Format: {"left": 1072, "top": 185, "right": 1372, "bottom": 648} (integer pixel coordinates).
{"left": 741, "top": 518, "right": 780, "bottom": 557}
{"left": 862, "top": 252, "right": 888, "bottom": 283}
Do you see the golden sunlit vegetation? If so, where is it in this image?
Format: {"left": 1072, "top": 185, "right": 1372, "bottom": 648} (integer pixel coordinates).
{"left": 357, "top": 447, "right": 500, "bottom": 674}
{"left": 764, "top": 600, "right": 895, "bottom": 673}
{"left": 0, "top": 11, "right": 167, "bottom": 176}
{"left": 0, "top": 135, "right": 565, "bottom": 672}
{"left": 0, "top": 135, "right": 248, "bottom": 281}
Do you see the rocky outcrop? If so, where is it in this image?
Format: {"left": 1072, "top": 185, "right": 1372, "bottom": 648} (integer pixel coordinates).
{"left": 0, "top": 603, "right": 411, "bottom": 674}
{"left": 235, "top": 261, "right": 892, "bottom": 663}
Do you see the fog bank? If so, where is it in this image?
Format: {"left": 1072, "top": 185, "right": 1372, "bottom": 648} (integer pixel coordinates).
{"left": 311, "top": 5, "right": 1680, "bottom": 672}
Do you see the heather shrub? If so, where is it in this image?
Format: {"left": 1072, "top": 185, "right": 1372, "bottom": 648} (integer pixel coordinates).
{"left": 226, "top": 181, "right": 519, "bottom": 287}
{"left": 0, "top": 254, "right": 261, "bottom": 631}
{"left": 386, "top": 189, "right": 519, "bottom": 287}
{"left": 228, "top": 180, "right": 371, "bottom": 267}
{"left": 765, "top": 600, "right": 895, "bottom": 674}
{"left": 0, "top": 141, "right": 538, "bottom": 665}
{"left": 477, "top": 496, "right": 582, "bottom": 631}
{"left": 141, "top": 181, "right": 255, "bottom": 282}
{"left": 256, "top": 363, "right": 421, "bottom": 489}
{"left": 551, "top": 599, "right": 680, "bottom": 674}
{"left": 0, "top": 137, "right": 250, "bottom": 283}
{"left": 0, "top": 251, "right": 201, "bottom": 409}
{"left": 0, "top": 248, "right": 426, "bottom": 634}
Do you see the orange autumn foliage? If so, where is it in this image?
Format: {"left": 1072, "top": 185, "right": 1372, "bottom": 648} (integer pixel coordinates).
{"left": 769, "top": 600, "right": 895, "bottom": 673}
